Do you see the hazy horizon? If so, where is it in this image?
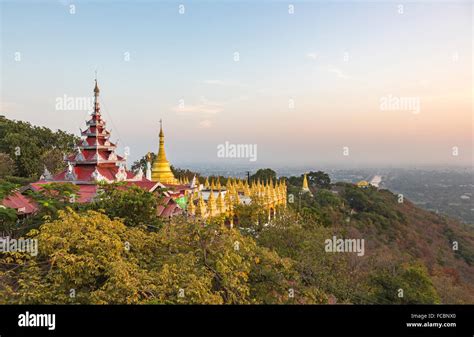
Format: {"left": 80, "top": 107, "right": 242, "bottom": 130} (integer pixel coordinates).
{"left": 1, "top": 1, "right": 472, "bottom": 168}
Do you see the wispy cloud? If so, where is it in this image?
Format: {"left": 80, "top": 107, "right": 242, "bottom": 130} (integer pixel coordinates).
{"left": 198, "top": 120, "right": 212, "bottom": 128}
{"left": 201, "top": 79, "right": 247, "bottom": 88}
{"left": 202, "top": 79, "right": 228, "bottom": 85}
{"left": 306, "top": 52, "right": 319, "bottom": 61}
{"left": 172, "top": 96, "right": 224, "bottom": 115}
{"left": 324, "top": 65, "right": 350, "bottom": 79}
{"left": 0, "top": 100, "right": 20, "bottom": 114}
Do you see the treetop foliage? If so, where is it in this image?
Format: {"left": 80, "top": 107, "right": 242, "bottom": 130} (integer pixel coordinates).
{"left": 0, "top": 116, "right": 77, "bottom": 178}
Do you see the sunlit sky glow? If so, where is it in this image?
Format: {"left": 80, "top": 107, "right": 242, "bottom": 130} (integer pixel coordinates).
{"left": 1, "top": 1, "right": 472, "bottom": 168}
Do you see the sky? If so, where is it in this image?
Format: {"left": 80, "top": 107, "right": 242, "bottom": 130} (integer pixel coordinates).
{"left": 0, "top": 0, "right": 472, "bottom": 169}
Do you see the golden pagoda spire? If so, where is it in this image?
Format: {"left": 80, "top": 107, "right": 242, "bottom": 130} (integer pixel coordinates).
{"left": 216, "top": 190, "right": 225, "bottom": 215}
{"left": 238, "top": 179, "right": 244, "bottom": 192}
{"left": 265, "top": 185, "right": 272, "bottom": 206}
{"left": 225, "top": 191, "right": 234, "bottom": 227}
{"left": 302, "top": 173, "right": 310, "bottom": 192}
{"left": 207, "top": 190, "right": 217, "bottom": 217}
{"left": 195, "top": 194, "right": 207, "bottom": 218}
{"left": 271, "top": 185, "right": 278, "bottom": 204}
{"left": 187, "top": 193, "right": 196, "bottom": 216}
{"left": 233, "top": 189, "right": 240, "bottom": 204}
{"left": 151, "top": 120, "right": 177, "bottom": 184}
{"left": 224, "top": 190, "right": 233, "bottom": 212}
{"left": 204, "top": 177, "right": 210, "bottom": 189}
{"left": 244, "top": 183, "right": 251, "bottom": 196}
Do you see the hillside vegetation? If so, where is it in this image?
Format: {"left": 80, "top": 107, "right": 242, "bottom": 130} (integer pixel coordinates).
{"left": 1, "top": 119, "right": 473, "bottom": 304}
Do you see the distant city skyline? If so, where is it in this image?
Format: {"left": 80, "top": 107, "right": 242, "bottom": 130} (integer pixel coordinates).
{"left": 1, "top": 1, "right": 472, "bottom": 168}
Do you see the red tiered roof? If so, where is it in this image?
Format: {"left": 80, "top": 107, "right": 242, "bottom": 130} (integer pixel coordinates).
{"left": 1, "top": 191, "right": 38, "bottom": 215}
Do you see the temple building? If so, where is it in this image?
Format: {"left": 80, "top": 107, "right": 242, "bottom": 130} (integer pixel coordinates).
{"left": 14, "top": 80, "right": 182, "bottom": 217}
{"left": 29, "top": 80, "right": 161, "bottom": 198}
{"left": 49, "top": 80, "right": 149, "bottom": 186}
{"left": 1, "top": 80, "right": 287, "bottom": 223}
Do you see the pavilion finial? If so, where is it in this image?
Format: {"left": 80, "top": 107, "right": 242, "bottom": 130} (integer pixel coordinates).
{"left": 93, "top": 77, "right": 100, "bottom": 114}
{"left": 94, "top": 79, "right": 100, "bottom": 95}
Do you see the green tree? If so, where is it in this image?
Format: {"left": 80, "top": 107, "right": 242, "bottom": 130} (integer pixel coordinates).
{"left": 131, "top": 152, "right": 156, "bottom": 173}
{"left": 0, "top": 180, "right": 17, "bottom": 200}
{"left": 0, "top": 209, "right": 324, "bottom": 304}
{"left": 250, "top": 168, "right": 276, "bottom": 183}
{"left": 27, "top": 182, "right": 80, "bottom": 219}
{"left": 0, "top": 116, "right": 76, "bottom": 178}
{"left": 368, "top": 262, "right": 440, "bottom": 304}
{"left": 344, "top": 185, "right": 371, "bottom": 212}
{"left": 90, "top": 183, "right": 161, "bottom": 229}
{"left": 0, "top": 180, "right": 19, "bottom": 235}
{"left": 0, "top": 206, "right": 18, "bottom": 236}
{"left": 257, "top": 212, "right": 354, "bottom": 302}
{"left": 0, "top": 209, "right": 159, "bottom": 304}
{"left": 0, "top": 153, "right": 16, "bottom": 178}
{"left": 40, "top": 148, "right": 66, "bottom": 175}
{"left": 233, "top": 202, "right": 268, "bottom": 231}
{"left": 307, "top": 171, "right": 331, "bottom": 189}
{"left": 158, "top": 215, "right": 323, "bottom": 304}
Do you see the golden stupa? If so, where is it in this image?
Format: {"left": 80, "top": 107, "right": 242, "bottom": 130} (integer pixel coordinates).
{"left": 151, "top": 120, "right": 178, "bottom": 184}
{"left": 302, "top": 173, "right": 310, "bottom": 192}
